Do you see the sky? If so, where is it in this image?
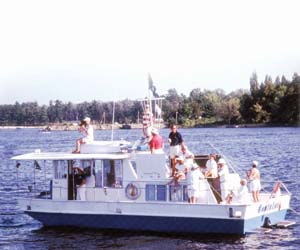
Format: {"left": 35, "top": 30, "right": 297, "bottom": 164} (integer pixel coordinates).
{"left": 0, "top": 0, "right": 299, "bottom": 105}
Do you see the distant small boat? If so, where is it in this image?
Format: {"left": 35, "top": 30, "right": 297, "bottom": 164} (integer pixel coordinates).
{"left": 120, "top": 124, "right": 131, "bottom": 129}
{"left": 226, "top": 125, "right": 239, "bottom": 128}
{"left": 40, "top": 126, "right": 52, "bottom": 132}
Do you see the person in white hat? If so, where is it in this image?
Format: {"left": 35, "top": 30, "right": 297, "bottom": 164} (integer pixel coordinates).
{"left": 149, "top": 128, "right": 164, "bottom": 154}
{"left": 217, "top": 158, "right": 230, "bottom": 202}
{"left": 246, "top": 160, "right": 261, "bottom": 202}
{"left": 226, "top": 179, "right": 249, "bottom": 204}
{"left": 72, "top": 117, "right": 94, "bottom": 153}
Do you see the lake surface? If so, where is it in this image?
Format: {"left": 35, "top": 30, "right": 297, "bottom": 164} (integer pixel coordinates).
{"left": 0, "top": 127, "right": 299, "bottom": 249}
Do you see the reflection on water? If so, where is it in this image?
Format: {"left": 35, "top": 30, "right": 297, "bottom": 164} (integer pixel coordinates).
{"left": 0, "top": 127, "right": 299, "bottom": 250}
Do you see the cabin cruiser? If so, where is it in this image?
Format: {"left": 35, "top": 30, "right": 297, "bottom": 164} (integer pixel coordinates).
{"left": 11, "top": 137, "right": 292, "bottom": 235}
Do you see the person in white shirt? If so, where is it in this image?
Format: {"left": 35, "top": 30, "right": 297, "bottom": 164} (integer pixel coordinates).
{"left": 178, "top": 145, "right": 194, "bottom": 165}
{"left": 205, "top": 154, "right": 220, "bottom": 202}
{"left": 205, "top": 154, "right": 218, "bottom": 178}
{"left": 73, "top": 117, "right": 94, "bottom": 153}
{"left": 218, "top": 158, "right": 230, "bottom": 202}
{"left": 186, "top": 163, "right": 204, "bottom": 203}
{"left": 167, "top": 156, "right": 187, "bottom": 190}
{"left": 226, "top": 179, "right": 249, "bottom": 204}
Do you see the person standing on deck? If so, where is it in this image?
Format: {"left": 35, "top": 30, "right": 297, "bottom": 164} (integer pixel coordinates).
{"left": 149, "top": 128, "right": 164, "bottom": 154}
{"left": 205, "top": 154, "right": 220, "bottom": 202}
{"left": 186, "top": 163, "right": 203, "bottom": 204}
{"left": 217, "top": 158, "right": 230, "bottom": 202}
{"left": 246, "top": 160, "right": 261, "bottom": 202}
{"left": 168, "top": 124, "right": 183, "bottom": 177}
{"left": 142, "top": 104, "right": 154, "bottom": 139}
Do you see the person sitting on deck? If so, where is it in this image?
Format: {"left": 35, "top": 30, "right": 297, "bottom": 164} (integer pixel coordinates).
{"left": 167, "top": 156, "right": 187, "bottom": 190}
{"left": 226, "top": 179, "right": 249, "bottom": 204}
{"left": 72, "top": 117, "right": 94, "bottom": 153}
{"left": 149, "top": 128, "right": 164, "bottom": 154}
{"left": 178, "top": 145, "right": 194, "bottom": 165}
{"left": 205, "top": 154, "right": 218, "bottom": 179}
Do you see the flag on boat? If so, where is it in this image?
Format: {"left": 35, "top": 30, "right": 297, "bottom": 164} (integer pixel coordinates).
{"left": 148, "top": 73, "right": 159, "bottom": 98}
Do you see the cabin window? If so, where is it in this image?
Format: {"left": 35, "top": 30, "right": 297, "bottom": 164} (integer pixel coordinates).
{"left": 157, "top": 185, "right": 167, "bottom": 201}
{"left": 145, "top": 185, "right": 155, "bottom": 201}
{"left": 145, "top": 184, "right": 167, "bottom": 201}
{"left": 80, "top": 160, "right": 95, "bottom": 177}
{"left": 53, "top": 160, "right": 67, "bottom": 179}
{"left": 95, "top": 160, "right": 103, "bottom": 187}
{"left": 103, "top": 159, "right": 123, "bottom": 188}
{"left": 169, "top": 185, "right": 188, "bottom": 202}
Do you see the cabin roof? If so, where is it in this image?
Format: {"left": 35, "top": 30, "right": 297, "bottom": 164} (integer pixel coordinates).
{"left": 11, "top": 152, "right": 129, "bottom": 161}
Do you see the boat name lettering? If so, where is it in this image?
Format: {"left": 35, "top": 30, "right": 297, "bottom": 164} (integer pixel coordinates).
{"left": 143, "top": 172, "right": 161, "bottom": 179}
{"left": 258, "top": 201, "right": 281, "bottom": 213}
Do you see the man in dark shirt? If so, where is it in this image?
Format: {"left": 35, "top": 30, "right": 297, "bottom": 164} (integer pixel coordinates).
{"left": 168, "top": 124, "right": 183, "bottom": 176}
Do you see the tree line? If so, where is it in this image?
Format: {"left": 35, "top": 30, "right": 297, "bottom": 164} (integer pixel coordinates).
{"left": 0, "top": 72, "right": 299, "bottom": 127}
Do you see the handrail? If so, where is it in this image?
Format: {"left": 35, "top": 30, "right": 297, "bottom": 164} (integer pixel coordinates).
{"left": 277, "top": 181, "right": 291, "bottom": 196}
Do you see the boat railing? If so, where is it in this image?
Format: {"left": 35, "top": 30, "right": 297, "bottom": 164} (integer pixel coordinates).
{"left": 259, "top": 180, "right": 291, "bottom": 195}
{"left": 20, "top": 179, "right": 291, "bottom": 205}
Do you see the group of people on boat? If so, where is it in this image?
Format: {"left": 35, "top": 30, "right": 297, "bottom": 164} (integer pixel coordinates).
{"left": 165, "top": 124, "right": 262, "bottom": 204}
{"left": 71, "top": 115, "right": 261, "bottom": 204}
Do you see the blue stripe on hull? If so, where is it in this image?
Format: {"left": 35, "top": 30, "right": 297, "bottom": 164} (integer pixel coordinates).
{"left": 26, "top": 209, "right": 287, "bottom": 235}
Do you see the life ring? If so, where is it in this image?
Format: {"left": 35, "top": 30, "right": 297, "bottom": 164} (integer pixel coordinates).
{"left": 125, "top": 183, "right": 141, "bottom": 200}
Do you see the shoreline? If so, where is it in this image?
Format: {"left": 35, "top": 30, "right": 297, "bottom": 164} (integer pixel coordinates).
{"left": 0, "top": 123, "right": 298, "bottom": 130}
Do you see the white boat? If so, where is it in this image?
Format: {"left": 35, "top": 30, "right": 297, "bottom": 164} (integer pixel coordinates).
{"left": 11, "top": 85, "right": 292, "bottom": 235}
{"left": 11, "top": 136, "right": 293, "bottom": 235}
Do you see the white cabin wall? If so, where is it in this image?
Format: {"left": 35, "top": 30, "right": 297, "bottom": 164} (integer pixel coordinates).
{"left": 122, "top": 159, "right": 138, "bottom": 181}
{"left": 135, "top": 152, "right": 168, "bottom": 181}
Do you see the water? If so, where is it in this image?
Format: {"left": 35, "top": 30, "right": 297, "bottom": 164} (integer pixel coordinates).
{"left": 0, "top": 127, "right": 299, "bottom": 249}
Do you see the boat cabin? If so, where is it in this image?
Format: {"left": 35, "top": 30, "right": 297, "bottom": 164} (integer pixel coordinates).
{"left": 13, "top": 141, "right": 239, "bottom": 205}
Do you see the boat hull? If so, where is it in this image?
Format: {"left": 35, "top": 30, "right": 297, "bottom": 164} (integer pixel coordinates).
{"left": 25, "top": 209, "right": 287, "bottom": 235}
